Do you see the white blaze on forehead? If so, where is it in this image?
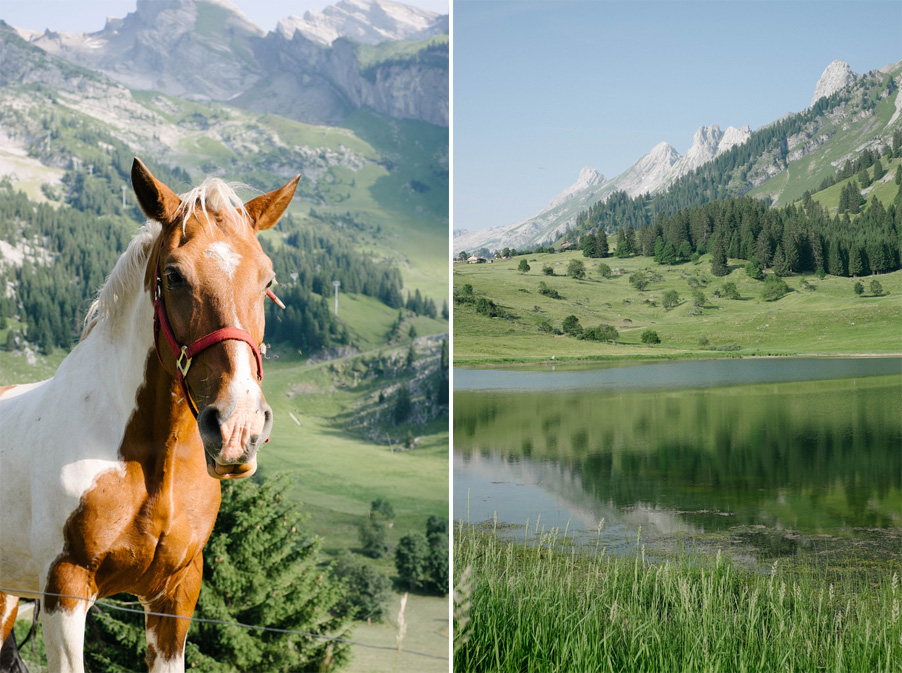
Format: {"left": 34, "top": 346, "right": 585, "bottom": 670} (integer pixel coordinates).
{"left": 205, "top": 241, "right": 242, "bottom": 280}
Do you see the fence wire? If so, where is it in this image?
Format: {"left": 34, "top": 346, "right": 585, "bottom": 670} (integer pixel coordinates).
{"left": 0, "top": 586, "right": 449, "bottom": 662}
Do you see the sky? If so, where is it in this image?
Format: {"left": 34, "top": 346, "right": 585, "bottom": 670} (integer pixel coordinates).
{"left": 454, "top": 0, "right": 902, "bottom": 233}
{"left": 2, "top": 0, "right": 448, "bottom": 34}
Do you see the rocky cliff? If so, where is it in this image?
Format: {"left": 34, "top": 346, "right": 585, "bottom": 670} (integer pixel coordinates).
{"left": 809, "top": 60, "right": 858, "bottom": 108}
{"left": 12, "top": 0, "right": 448, "bottom": 126}
{"left": 275, "top": 0, "right": 445, "bottom": 46}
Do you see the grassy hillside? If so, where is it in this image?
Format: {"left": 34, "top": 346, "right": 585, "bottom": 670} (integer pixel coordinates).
{"left": 808, "top": 155, "right": 902, "bottom": 215}
{"left": 256, "top": 345, "right": 448, "bottom": 670}
{"left": 748, "top": 65, "right": 902, "bottom": 206}
{"left": 453, "top": 250, "right": 902, "bottom": 365}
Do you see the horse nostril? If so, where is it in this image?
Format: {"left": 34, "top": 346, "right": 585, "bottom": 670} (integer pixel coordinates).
{"left": 197, "top": 406, "right": 222, "bottom": 448}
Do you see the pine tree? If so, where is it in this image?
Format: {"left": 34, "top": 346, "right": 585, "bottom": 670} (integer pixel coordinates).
{"left": 85, "top": 478, "right": 350, "bottom": 672}
{"left": 782, "top": 232, "right": 799, "bottom": 273}
{"left": 847, "top": 245, "right": 863, "bottom": 277}
{"left": 849, "top": 181, "right": 862, "bottom": 214}
{"left": 710, "top": 236, "right": 729, "bottom": 277}
{"left": 659, "top": 241, "right": 676, "bottom": 265}
{"left": 596, "top": 230, "right": 609, "bottom": 258}
{"left": 755, "top": 229, "right": 772, "bottom": 268}
{"left": 838, "top": 184, "right": 850, "bottom": 214}
{"left": 653, "top": 236, "right": 665, "bottom": 263}
{"left": 827, "top": 241, "right": 846, "bottom": 277}
{"left": 772, "top": 244, "right": 789, "bottom": 277}
{"left": 625, "top": 225, "right": 637, "bottom": 256}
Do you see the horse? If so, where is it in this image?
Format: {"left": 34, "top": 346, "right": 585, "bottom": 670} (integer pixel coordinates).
{"left": 0, "top": 158, "right": 299, "bottom": 672}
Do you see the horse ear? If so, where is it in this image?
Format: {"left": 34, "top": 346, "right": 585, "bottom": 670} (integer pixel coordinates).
{"left": 244, "top": 175, "right": 300, "bottom": 231}
{"left": 131, "top": 158, "right": 181, "bottom": 224}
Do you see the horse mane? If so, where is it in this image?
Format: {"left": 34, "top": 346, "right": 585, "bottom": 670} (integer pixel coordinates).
{"left": 80, "top": 179, "right": 254, "bottom": 339}
{"left": 177, "top": 178, "right": 250, "bottom": 234}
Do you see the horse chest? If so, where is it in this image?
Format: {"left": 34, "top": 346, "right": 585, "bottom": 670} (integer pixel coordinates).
{"left": 63, "top": 465, "right": 219, "bottom": 598}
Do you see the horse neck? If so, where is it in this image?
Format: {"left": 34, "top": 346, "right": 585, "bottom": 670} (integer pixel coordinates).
{"left": 85, "top": 284, "right": 202, "bottom": 477}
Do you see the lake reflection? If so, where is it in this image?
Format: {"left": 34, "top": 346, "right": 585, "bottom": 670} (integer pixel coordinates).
{"left": 453, "top": 360, "right": 902, "bottom": 558}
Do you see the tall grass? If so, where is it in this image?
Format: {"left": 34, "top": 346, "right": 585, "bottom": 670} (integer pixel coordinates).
{"left": 454, "top": 523, "right": 901, "bottom": 672}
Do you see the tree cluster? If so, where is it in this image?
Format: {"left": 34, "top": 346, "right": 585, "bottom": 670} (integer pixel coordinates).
{"left": 631, "top": 192, "right": 900, "bottom": 278}
{"left": 394, "top": 516, "right": 448, "bottom": 594}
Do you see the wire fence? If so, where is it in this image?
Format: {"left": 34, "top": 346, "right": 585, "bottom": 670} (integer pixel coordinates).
{"left": 1, "top": 586, "right": 449, "bottom": 663}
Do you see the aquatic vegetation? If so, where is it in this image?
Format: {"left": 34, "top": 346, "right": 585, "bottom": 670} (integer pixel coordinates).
{"left": 454, "top": 524, "right": 901, "bottom": 673}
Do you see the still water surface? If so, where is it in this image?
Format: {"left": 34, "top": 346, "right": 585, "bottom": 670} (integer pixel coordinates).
{"left": 454, "top": 358, "right": 902, "bottom": 562}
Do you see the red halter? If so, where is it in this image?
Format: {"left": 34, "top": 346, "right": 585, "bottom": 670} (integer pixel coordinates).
{"left": 152, "top": 250, "right": 280, "bottom": 419}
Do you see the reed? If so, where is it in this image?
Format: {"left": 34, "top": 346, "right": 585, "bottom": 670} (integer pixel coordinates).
{"left": 453, "top": 523, "right": 901, "bottom": 672}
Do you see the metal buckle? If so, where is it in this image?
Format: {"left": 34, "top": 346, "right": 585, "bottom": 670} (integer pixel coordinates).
{"left": 176, "top": 346, "right": 192, "bottom": 377}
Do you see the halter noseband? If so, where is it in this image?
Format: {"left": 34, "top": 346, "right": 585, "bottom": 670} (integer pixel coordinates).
{"left": 152, "top": 248, "right": 279, "bottom": 420}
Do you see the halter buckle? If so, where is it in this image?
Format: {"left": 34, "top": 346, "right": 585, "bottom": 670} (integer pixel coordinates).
{"left": 176, "top": 346, "right": 192, "bottom": 377}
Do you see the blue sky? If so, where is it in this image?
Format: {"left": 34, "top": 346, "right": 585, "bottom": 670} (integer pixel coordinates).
{"left": 2, "top": 0, "right": 448, "bottom": 34}
{"left": 454, "top": 0, "right": 902, "bottom": 233}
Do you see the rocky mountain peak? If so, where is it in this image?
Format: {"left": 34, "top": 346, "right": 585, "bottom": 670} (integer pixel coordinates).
{"left": 810, "top": 60, "right": 858, "bottom": 107}
{"left": 718, "top": 124, "right": 751, "bottom": 153}
{"left": 276, "top": 0, "right": 444, "bottom": 46}
{"left": 545, "top": 166, "right": 606, "bottom": 210}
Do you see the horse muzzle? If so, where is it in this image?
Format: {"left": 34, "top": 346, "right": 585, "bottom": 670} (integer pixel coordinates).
{"left": 197, "top": 401, "right": 273, "bottom": 480}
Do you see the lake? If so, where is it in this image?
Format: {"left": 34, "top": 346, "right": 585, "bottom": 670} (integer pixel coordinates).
{"left": 453, "top": 357, "right": 902, "bottom": 565}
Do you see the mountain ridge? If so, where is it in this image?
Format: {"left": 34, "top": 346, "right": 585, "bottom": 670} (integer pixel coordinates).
{"left": 11, "top": 0, "right": 448, "bottom": 127}
{"left": 454, "top": 60, "right": 901, "bottom": 254}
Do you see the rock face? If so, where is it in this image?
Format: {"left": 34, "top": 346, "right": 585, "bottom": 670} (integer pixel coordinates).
{"left": 810, "top": 60, "right": 858, "bottom": 107}
{"left": 668, "top": 123, "right": 752, "bottom": 184}
{"left": 614, "top": 141, "right": 681, "bottom": 196}
{"left": 13, "top": 0, "right": 448, "bottom": 126}
{"left": 276, "top": 0, "right": 445, "bottom": 46}
{"left": 546, "top": 167, "right": 606, "bottom": 209}
{"left": 23, "top": 0, "right": 264, "bottom": 101}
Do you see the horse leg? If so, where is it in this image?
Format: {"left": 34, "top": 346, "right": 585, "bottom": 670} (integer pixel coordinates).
{"left": 0, "top": 592, "right": 19, "bottom": 647}
{"left": 0, "top": 592, "right": 25, "bottom": 672}
{"left": 143, "top": 555, "right": 203, "bottom": 673}
{"left": 41, "top": 563, "right": 94, "bottom": 673}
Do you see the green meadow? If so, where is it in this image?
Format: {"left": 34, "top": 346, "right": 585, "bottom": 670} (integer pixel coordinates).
{"left": 453, "top": 249, "right": 902, "bottom": 365}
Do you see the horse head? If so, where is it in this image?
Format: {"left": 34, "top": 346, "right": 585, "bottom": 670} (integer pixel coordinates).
{"left": 132, "top": 158, "right": 299, "bottom": 480}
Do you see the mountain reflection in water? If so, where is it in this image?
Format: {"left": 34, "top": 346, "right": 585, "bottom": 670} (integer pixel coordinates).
{"left": 454, "top": 360, "right": 902, "bottom": 559}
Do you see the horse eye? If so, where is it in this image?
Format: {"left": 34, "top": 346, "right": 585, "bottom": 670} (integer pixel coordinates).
{"left": 166, "top": 269, "right": 186, "bottom": 288}
{"left": 266, "top": 278, "right": 274, "bottom": 290}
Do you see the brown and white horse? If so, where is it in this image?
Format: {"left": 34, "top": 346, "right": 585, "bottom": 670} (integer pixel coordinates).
{"left": 0, "top": 159, "right": 299, "bottom": 672}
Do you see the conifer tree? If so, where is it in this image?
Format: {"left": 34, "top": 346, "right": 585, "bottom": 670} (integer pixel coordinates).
{"left": 653, "top": 236, "right": 665, "bottom": 263}
{"left": 85, "top": 478, "right": 350, "bottom": 672}
{"left": 710, "top": 236, "right": 729, "bottom": 277}
{"left": 624, "top": 225, "right": 636, "bottom": 256}
{"left": 772, "top": 245, "right": 789, "bottom": 277}
{"left": 595, "top": 230, "right": 609, "bottom": 258}
{"left": 755, "top": 229, "right": 772, "bottom": 268}
{"left": 827, "top": 241, "right": 846, "bottom": 277}
{"left": 847, "top": 245, "right": 863, "bottom": 277}
{"left": 838, "top": 184, "right": 850, "bottom": 214}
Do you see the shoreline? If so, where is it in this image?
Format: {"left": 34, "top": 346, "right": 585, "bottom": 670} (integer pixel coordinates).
{"left": 454, "top": 351, "right": 902, "bottom": 368}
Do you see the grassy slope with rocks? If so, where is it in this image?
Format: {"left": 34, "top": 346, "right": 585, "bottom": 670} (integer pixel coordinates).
{"left": 453, "top": 250, "right": 901, "bottom": 365}
{"left": 748, "top": 64, "right": 902, "bottom": 207}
